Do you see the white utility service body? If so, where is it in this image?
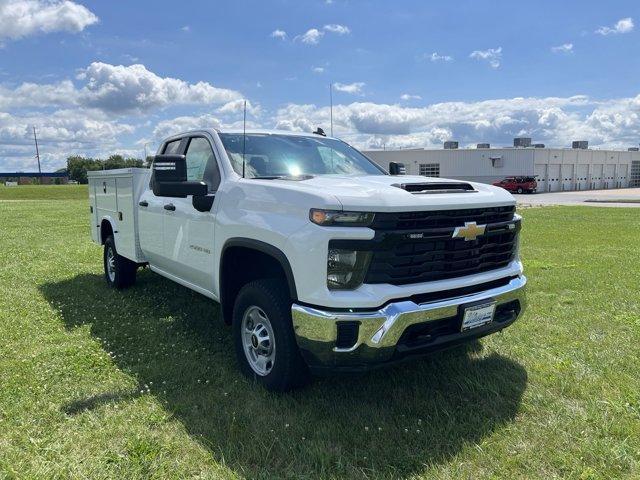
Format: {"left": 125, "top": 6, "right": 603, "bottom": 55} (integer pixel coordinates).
{"left": 88, "top": 168, "right": 149, "bottom": 263}
{"left": 88, "top": 128, "right": 527, "bottom": 390}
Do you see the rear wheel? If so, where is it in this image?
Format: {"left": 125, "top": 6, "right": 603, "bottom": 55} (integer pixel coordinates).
{"left": 103, "top": 235, "right": 137, "bottom": 289}
{"left": 516, "top": 187, "right": 524, "bottom": 194}
{"left": 232, "top": 279, "right": 309, "bottom": 391}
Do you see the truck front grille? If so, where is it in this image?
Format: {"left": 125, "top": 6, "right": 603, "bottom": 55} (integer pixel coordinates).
{"left": 370, "top": 205, "right": 515, "bottom": 230}
{"left": 332, "top": 206, "right": 518, "bottom": 286}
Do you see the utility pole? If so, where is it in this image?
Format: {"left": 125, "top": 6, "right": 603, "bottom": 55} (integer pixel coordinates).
{"left": 329, "top": 83, "right": 334, "bottom": 137}
{"left": 33, "top": 126, "right": 42, "bottom": 184}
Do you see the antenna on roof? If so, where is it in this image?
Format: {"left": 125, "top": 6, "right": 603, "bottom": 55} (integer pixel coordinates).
{"left": 33, "top": 126, "right": 42, "bottom": 183}
{"left": 242, "top": 100, "right": 247, "bottom": 178}
{"left": 329, "top": 83, "right": 333, "bottom": 137}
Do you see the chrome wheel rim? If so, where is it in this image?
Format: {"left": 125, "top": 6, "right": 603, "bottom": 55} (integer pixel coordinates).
{"left": 106, "top": 247, "right": 116, "bottom": 282}
{"left": 241, "top": 306, "right": 276, "bottom": 376}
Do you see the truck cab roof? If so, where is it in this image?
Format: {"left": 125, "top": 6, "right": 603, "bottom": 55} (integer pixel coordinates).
{"left": 164, "top": 128, "right": 340, "bottom": 142}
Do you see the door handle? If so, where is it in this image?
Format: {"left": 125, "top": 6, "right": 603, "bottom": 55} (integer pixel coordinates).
{"left": 138, "top": 201, "right": 148, "bottom": 207}
{"left": 163, "top": 203, "right": 176, "bottom": 211}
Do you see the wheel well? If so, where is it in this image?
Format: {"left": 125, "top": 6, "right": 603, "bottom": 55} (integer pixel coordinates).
{"left": 220, "top": 244, "right": 296, "bottom": 324}
{"left": 100, "top": 219, "right": 113, "bottom": 245}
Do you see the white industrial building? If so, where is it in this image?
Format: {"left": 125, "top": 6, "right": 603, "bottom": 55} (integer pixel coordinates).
{"left": 364, "top": 138, "right": 640, "bottom": 192}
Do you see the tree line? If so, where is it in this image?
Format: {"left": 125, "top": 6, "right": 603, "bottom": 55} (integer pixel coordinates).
{"left": 66, "top": 155, "right": 153, "bottom": 184}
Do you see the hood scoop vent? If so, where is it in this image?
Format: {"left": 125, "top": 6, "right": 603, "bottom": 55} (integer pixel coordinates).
{"left": 393, "top": 182, "right": 476, "bottom": 194}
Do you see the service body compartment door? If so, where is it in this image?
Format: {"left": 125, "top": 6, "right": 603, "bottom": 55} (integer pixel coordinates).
{"left": 115, "top": 177, "right": 136, "bottom": 260}
{"left": 96, "top": 178, "right": 117, "bottom": 216}
{"left": 88, "top": 180, "right": 98, "bottom": 242}
{"left": 138, "top": 190, "right": 166, "bottom": 269}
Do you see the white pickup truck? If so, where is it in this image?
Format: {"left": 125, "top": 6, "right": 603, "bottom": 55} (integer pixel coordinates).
{"left": 88, "top": 129, "right": 526, "bottom": 391}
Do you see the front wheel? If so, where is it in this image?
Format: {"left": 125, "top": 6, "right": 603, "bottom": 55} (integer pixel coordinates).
{"left": 104, "top": 235, "right": 137, "bottom": 289}
{"left": 516, "top": 187, "right": 524, "bottom": 194}
{"left": 232, "top": 279, "right": 309, "bottom": 391}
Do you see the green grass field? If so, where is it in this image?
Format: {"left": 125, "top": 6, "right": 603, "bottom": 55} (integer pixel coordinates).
{"left": 0, "top": 185, "right": 638, "bottom": 479}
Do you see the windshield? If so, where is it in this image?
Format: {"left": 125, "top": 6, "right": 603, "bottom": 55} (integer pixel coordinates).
{"left": 218, "top": 133, "right": 386, "bottom": 178}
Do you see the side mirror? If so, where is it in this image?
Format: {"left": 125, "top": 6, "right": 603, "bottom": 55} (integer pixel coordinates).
{"left": 152, "top": 154, "right": 208, "bottom": 198}
{"left": 389, "top": 162, "right": 406, "bottom": 175}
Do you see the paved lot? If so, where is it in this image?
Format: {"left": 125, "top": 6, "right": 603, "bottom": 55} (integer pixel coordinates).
{"left": 515, "top": 187, "right": 640, "bottom": 208}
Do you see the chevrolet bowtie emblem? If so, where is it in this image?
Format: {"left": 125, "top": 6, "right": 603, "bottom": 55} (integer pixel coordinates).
{"left": 452, "top": 221, "right": 486, "bottom": 241}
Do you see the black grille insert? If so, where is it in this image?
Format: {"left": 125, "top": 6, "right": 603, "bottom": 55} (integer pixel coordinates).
{"left": 338, "top": 206, "right": 519, "bottom": 286}
{"left": 371, "top": 205, "right": 515, "bottom": 230}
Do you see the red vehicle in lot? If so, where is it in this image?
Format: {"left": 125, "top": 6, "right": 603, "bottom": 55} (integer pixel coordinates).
{"left": 493, "top": 176, "right": 537, "bottom": 194}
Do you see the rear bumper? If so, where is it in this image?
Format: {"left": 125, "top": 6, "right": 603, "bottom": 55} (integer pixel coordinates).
{"left": 291, "top": 275, "right": 527, "bottom": 373}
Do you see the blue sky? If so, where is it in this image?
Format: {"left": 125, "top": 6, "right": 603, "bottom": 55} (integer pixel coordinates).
{"left": 1, "top": 0, "right": 639, "bottom": 171}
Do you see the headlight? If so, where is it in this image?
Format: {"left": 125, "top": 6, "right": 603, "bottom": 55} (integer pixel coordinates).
{"left": 327, "top": 248, "right": 372, "bottom": 290}
{"left": 310, "top": 209, "right": 375, "bottom": 227}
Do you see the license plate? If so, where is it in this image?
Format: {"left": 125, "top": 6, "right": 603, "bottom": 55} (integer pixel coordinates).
{"left": 461, "top": 302, "right": 496, "bottom": 331}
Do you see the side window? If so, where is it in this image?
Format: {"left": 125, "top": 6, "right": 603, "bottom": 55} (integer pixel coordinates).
{"left": 184, "top": 137, "right": 220, "bottom": 192}
{"left": 163, "top": 139, "right": 182, "bottom": 155}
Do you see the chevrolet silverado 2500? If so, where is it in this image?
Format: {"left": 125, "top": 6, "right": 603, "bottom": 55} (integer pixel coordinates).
{"left": 88, "top": 129, "right": 527, "bottom": 391}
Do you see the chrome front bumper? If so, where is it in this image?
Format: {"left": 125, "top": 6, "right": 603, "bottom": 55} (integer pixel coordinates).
{"left": 291, "top": 276, "right": 527, "bottom": 372}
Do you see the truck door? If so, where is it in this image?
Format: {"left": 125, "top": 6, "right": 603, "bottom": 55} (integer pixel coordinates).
{"left": 138, "top": 138, "right": 184, "bottom": 269}
{"left": 162, "top": 135, "right": 220, "bottom": 294}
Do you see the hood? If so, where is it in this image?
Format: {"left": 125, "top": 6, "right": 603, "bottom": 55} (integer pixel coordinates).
{"left": 265, "top": 174, "right": 515, "bottom": 212}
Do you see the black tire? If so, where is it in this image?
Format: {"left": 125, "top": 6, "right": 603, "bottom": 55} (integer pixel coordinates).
{"left": 103, "top": 235, "right": 137, "bottom": 289}
{"left": 232, "top": 279, "right": 309, "bottom": 391}
{"left": 516, "top": 187, "right": 524, "bottom": 194}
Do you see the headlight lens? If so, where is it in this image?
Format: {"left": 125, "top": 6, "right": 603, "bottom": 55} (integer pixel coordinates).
{"left": 310, "top": 209, "right": 375, "bottom": 227}
{"left": 327, "top": 248, "right": 372, "bottom": 290}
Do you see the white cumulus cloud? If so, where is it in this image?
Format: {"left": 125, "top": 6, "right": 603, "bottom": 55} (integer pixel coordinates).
{"left": 0, "top": 63, "right": 243, "bottom": 113}
{"left": 270, "top": 29, "right": 286, "bottom": 40}
{"left": 0, "top": 80, "right": 78, "bottom": 109}
{"left": 296, "top": 28, "right": 324, "bottom": 44}
{"left": 470, "top": 47, "right": 502, "bottom": 68}
{"left": 596, "top": 17, "right": 634, "bottom": 35}
{"left": 293, "top": 24, "right": 350, "bottom": 44}
{"left": 551, "top": 43, "right": 574, "bottom": 54}
{"left": 216, "top": 98, "right": 260, "bottom": 116}
{"left": 0, "top": 108, "right": 134, "bottom": 170}
{"left": 267, "top": 94, "right": 640, "bottom": 150}
{"left": 152, "top": 114, "right": 222, "bottom": 140}
{"left": 400, "top": 93, "right": 422, "bottom": 101}
{"left": 77, "top": 62, "right": 243, "bottom": 113}
{"left": 0, "top": 0, "right": 98, "bottom": 41}
{"left": 428, "top": 52, "right": 453, "bottom": 62}
{"left": 334, "top": 82, "right": 365, "bottom": 95}
{"left": 323, "top": 24, "right": 350, "bottom": 35}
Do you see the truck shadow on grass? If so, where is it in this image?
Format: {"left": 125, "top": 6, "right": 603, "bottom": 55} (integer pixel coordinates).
{"left": 41, "top": 270, "right": 527, "bottom": 479}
